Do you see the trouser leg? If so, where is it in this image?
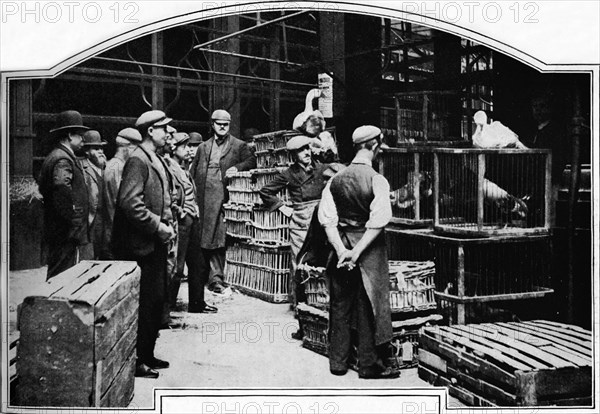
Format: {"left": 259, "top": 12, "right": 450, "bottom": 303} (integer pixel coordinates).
{"left": 46, "top": 240, "right": 78, "bottom": 280}
{"left": 171, "top": 215, "right": 193, "bottom": 307}
{"left": 356, "top": 280, "right": 378, "bottom": 371}
{"left": 188, "top": 219, "right": 209, "bottom": 309}
{"left": 328, "top": 266, "right": 359, "bottom": 371}
{"left": 207, "top": 248, "right": 226, "bottom": 286}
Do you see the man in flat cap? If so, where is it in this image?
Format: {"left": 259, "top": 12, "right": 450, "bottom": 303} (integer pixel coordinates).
{"left": 259, "top": 135, "right": 341, "bottom": 336}
{"left": 79, "top": 130, "right": 108, "bottom": 260}
{"left": 112, "top": 110, "right": 176, "bottom": 378}
{"left": 102, "top": 127, "right": 141, "bottom": 259}
{"left": 38, "top": 110, "right": 90, "bottom": 279}
{"left": 317, "top": 125, "right": 399, "bottom": 379}
{"left": 187, "top": 132, "right": 203, "bottom": 168}
{"left": 190, "top": 109, "right": 256, "bottom": 294}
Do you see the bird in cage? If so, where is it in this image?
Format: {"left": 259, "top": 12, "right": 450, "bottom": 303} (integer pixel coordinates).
{"left": 472, "top": 111, "right": 528, "bottom": 149}
{"left": 389, "top": 171, "right": 433, "bottom": 209}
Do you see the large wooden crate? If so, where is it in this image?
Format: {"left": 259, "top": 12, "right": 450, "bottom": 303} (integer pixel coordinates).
{"left": 16, "top": 261, "right": 140, "bottom": 407}
{"left": 418, "top": 321, "right": 593, "bottom": 407}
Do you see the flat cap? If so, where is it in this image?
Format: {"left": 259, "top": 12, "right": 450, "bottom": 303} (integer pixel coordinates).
{"left": 82, "top": 130, "right": 107, "bottom": 147}
{"left": 171, "top": 132, "right": 190, "bottom": 147}
{"left": 188, "top": 132, "right": 203, "bottom": 145}
{"left": 167, "top": 125, "right": 177, "bottom": 134}
{"left": 135, "top": 110, "right": 172, "bottom": 128}
{"left": 352, "top": 125, "right": 382, "bottom": 144}
{"left": 286, "top": 135, "right": 313, "bottom": 151}
{"left": 211, "top": 109, "right": 231, "bottom": 122}
{"left": 117, "top": 127, "right": 142, "bottom": 143}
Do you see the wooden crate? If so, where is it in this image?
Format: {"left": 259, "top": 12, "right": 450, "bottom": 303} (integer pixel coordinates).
{"left": 224, "top": 203, "right": 253, "bottom": 240}
{"left": 16, "top": 261, "right": 140, "bottom": 407}
{"left": 418, "top": 321, "right": 593, "bottom": 407}
{"left": 252, "top": 208, "right": 291, "bottom": 246}
{"left": 297, "top": 264, "right": 328, "bottom": 311}
{"left": 433, "top": 148, "right": 551, "bottom": 237}
{"left": 297, "top": 303, "right": 329, "bottom": 357}
{"left": 252, "top": 130, "right": 298, "bottom": 152}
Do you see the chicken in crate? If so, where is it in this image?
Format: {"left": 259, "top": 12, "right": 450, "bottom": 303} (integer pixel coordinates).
{"left": 393, "top": 91, "right": 465, "bottom": 146}
{"left": 379, "top": 147, "right": 435, "bottom": 227}
{"left": 433, "top": 148, "right": 552, "bottom": 237}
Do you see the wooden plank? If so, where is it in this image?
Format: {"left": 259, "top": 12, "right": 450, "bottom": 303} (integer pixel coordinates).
{"left": 97, "top": 320, "right": 137, "bottom": 396}
{"left": 22, "top": 261, "right": 96, "bottom": 299}
{"left": 501, "top": 322, "right": 592, "bottom": 357}
{"left": 17, "top": 299, "right": 94, "bottom": 406}
{"left": 534, "top": 320, "right": 592, "bottom": 337}
{"left": 527, "top": 320, "right": 592, "bottom": 344}
{"left": 50, "top": 262, "right": 109, "bottom": 299}
{"left": 452, "top": 325, "right": 575, "bottom": 369}
{"left": 541, "top": 396, "right": 592, "bottom": 406}
{"left": 419, "top": 365, "right": 497, "bottom": 407}
{"left": 76, "top": 261, "right": 140, "bottom": 316}
{"left": 418, "top": 349, "right": 447, "bottom": 373}
{"left": 515, "top": 366, "right": 592, "bottom": 403}
{"left": 99, "top": 349, "right": 136, "bottom": 407}
{"left": 420, "top": 331, "right": 517, "bottom": 389}
{"left": 434, "top": 326, "right": 536, "bottom": 371}
{"left": 487, "top": 323, "right": 590, "bottom": 367}
{"left": 446, "top": 366, "right": 517, "bottom": 406}
{"left": 94, "top": 290, "right": 139, "bottom": 361}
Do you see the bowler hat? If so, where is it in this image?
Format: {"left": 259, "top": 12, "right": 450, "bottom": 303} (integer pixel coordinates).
{"left": 188, "top": 132, "right": 203, "bottom": 145}
{"left": 286, "top": 135, "right": 313, "bottom": 151}
{"left": 50, "top": 110, "right": 89, "bottom": 135}
{"left": 352, "top": 125, "right": 382, "bottom": 144}
{"left": 171, "top": 132, "right": 190, "bottom": 147}
{"left": 211, "top": 109, "right": 231, "bottom": 122}
{"left": 117, "top": 127, "right": 142, "bottom": 143}
{"left": 135, "top": 110, "right": 173, "bottom": 129}
{"left": 82, "top": 130, "right": 107, "bottom": 147}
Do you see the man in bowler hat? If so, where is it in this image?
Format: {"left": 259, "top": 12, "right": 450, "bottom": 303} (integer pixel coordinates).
{"left": 112, "top": 110, "right": 176, "bottom": 378}
{"left": 38, "top": 110, "right": 90, "bottom": 279}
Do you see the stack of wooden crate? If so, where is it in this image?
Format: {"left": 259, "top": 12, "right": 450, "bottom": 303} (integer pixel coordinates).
{"left": 224, "top": 130, "right": 297, "bottom": 303}
{"left": 15, "top": 261, "right": 140, "bottom": 407}
{"left": 418, "top": 320, "right": 592, "bottom": 407}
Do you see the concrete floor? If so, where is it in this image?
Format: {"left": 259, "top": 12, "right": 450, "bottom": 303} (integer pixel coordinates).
{"left": 8, "top": 267, "right": 459, "bottom": 410}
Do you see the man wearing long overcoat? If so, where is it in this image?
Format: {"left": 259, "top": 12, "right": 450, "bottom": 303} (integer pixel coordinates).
{"left": 38, "top": 110, "right": 90, "bottom": 280}
{"left": 112, "top": 110, "right": 176, "bottom": 379}
{"left": 189, "top": 109, "right": 256, "bottom": 293}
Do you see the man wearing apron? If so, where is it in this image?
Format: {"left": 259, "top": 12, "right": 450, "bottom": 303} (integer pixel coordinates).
{"left": 259, "top": 135, "right": 338, "bottom": 337}
{"left": 318, "top": 125, "right": 399, "bottom": 379}
{"left": 190, "top": 109, "right": 256, "bottom": 295}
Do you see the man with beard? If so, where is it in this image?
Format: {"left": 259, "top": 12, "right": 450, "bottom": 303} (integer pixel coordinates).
{"left": 190, "top": 109, "right": 256, "bottom": 294}
{"left": 112, "top": 110, "right": 176, "bottom": 378}
{"left": 79, "top": 130, "right": 108, "bottom": 260}
{"left": 38, "top": 110, "right": 90, "bottom": 279}
{"left": 102, "top": 127, "right": 142, "bottom": 259}
{"left": 318, "top": 125, "right": 399, "bottom": 379}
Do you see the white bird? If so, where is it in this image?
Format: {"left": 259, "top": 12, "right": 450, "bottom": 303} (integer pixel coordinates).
{"left": 472, "top": 110, "right": 528, "bottom": 149}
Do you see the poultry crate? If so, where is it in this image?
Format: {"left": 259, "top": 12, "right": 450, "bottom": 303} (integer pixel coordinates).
{"left": 297, "top": 264, "right": 328, "bottom": 311}
{"left": 389, "top": 260, "right": 437, "bottom": 313}
{"left": 227, "top": 169, "right": 290, "bottom": 206}
{"left": 379, "top": 147, "right": 435, "bottom": 227}
{"left": 418, "top": 321, "right": 592, "bottom": 407}
{"left": 252, "top": 130, "right": 299, "bottom": 152}
{"left": 433, "top": 148, "right": 552, "bottom": 237}
{"left": 255, "top": 148, "right": 294, "bottom": 169}
{"left": 224, "top": 203, "right": 253, "bottom": 240}
{"left": 393, "top": 91, "right": 465, "bottom": 146}
{"left": 252, "top": 208, "right": 291, "bottom": 246}
{"left": 225, "top": 242, "right": 291, "bottom": 303}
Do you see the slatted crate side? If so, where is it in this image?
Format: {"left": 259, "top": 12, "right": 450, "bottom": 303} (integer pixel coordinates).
{"left": 252, "top": 130, "right": 297, "bottom": 152}
{"left": 225, "top": 260, "right": 290, "bottom": 303}
{"left": 227, "top": 187, "right": 262, "bottom": 206}
{"left": 224, "top": 204, "right": 254, "bottom": 239}
{"left": 379, "top": 148, "right": 435, "bottom": 226}
{"left": 297, "top": 303, "right": 329, "bottom": 357}
{"left": 252, "top": 208, "right": 291, "bottom": 245}
{"left": 226, "top": 242, "right": 291, "bottom": 272}
{"left": 385, "top": 229, "right": 435, "bottom": 262}
{"left": 389, "top": 260, "right": 437, "bottom": 313}
{"left": 433, "top": 148, "right": 551, "bottom": 237}
{"left": 297, "top": 265, "right": 328, "bottom": 311}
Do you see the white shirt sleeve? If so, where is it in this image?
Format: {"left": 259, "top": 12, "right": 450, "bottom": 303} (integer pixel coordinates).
{"left": 366, "top": 174, "right": 392, "bottom": 229}
{"left": 318, "top": 179, "right": 339, "bottom": 228}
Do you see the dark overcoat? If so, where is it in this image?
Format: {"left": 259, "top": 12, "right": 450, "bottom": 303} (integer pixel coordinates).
{"left": 189, "top": 135, "right": 256, "bottom": 248}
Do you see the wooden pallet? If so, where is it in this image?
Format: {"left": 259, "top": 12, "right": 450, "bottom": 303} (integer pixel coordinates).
{"left": 418, "top": 320, "right": 592, "bottom": 407}
{"left": 16, "top": 261, "right": 140, "bottom": 407}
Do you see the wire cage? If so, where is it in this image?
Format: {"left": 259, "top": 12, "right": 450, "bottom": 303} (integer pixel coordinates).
{"left": 252, "top": 130, "right": 299, "bottom": 152}
{"left": 225, "top": 242, "right": 291, "bottom": 303}
{"left": 394, "top": 91, "right": 465, "bottom": 146}
{"left": 379, "top": 148, "right": 436, "bottom": 226}
{"left": 385, "top": 228, "right": 435, "bottom": 262}
{"left": 433, "top": 148, "right": 552, "bottom": 237}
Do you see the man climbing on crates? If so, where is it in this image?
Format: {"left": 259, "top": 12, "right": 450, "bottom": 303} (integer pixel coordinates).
{"left": 259, "top": 135, "right": 342, "bottom": 339}
{"left": 318, "top": 125, "right": 400, "bottom": 379}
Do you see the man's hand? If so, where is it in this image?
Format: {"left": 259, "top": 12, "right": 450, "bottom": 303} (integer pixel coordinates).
{"left": 279, "top": 205, "right": 294, "bottom": 218}
{"left": 225, "top": 166, "right": 238, "bottom": 176}
{"left": 337, "top": 248, "right": 359, "bottom": 270}
{"left": 157, "top": 222, "right": 175, "bottom": 243}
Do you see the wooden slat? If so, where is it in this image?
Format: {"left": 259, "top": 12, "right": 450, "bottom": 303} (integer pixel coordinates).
{"left": 515, "top": 367, "right": 592, "bottom": 404}
{"left": 21, "top": 261, "right": 96, "bottom": 299}
{"left": 418, "top": 349, "right": 447, "bottom": 373}
{"left": 99, "top": 349, "right": 136, "bottom": 407}
{"left": 434, "top": 326, "right": 537, "bottom": 371}
{"left": 446, "top": 366, "right": 517, "bottom": 406}
{"left": 452, "top": 325, "right": 575, "bottom": 369}
{"left": 535, "top": 320, "right": 592, "bottom": 337}
{"left": 501, "top": 322, "right": 592, "bottom": 357}
{"left": 97, "top": 320, "right": 137, "bottom": 396}
{"left": 420, "top": 331, "right": 517, "bottom": 388}
{"left": 94, "top": 290, "right": 139, "bottom": 360}
{"left": 488, "top": 323, "right": 590, "bottom": 367}
{"left": 526, "top": 320, "right": 592, "bottom": 344}
{"left": 50, "top": 262, "right": 109, "bottom": 299}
